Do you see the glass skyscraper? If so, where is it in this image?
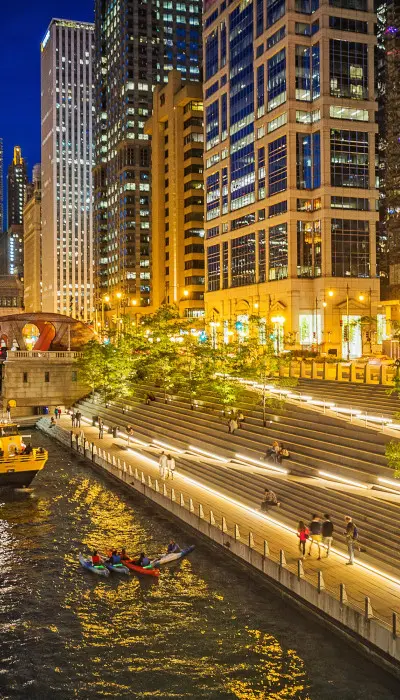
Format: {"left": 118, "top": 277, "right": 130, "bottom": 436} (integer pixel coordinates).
{"left": 41, "top": 19, "right": 94, "bottom": 320}
{"left": 93, "top": 0, "right": 202, "bottom": 312}
{"left": 203, "top": 0, "right": 380, "bottom": 357}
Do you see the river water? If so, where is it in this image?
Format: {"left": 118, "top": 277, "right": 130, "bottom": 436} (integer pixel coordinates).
{"left": 0, "top": 434, "right": 399, "bottom": 700}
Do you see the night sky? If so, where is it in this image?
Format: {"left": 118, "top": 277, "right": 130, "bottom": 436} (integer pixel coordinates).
{"left": 0, "top": 0, "right": 94, "bottom": 204}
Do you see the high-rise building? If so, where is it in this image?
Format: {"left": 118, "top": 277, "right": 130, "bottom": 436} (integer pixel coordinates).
{"left": 7, "top": 146, "right": 27, "bottom": 279}
{"left": 41, "top": 18, "right": 94, "bottom": 320}
{"left": 145, "top": 71, "right": 205, "bottom": 318}
{"left": 203, "top": 0, "right": 380, "bottom": 358}
{"left": 23, "top": 165, "right": 42, "bottom": 312}
{"left": 0, "top": 138, "right": 3, "bottom": 233}
{"left": 376, "top": 1, "right": 400, "bottom": 297}
{"left": 7, "top": 146, "right": 27, "bottom": 228}
{"left": 93, "top": 0, "right": 202, "bottom": 315}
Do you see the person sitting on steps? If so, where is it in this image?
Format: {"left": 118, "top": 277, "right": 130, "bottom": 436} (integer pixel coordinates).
{"left": 261, "top": 488, "right": 281, "bottom": 511}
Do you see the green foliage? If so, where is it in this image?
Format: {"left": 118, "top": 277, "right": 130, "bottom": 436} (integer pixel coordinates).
{"left": 385, "top": 440, "right": 400, "bottom": 479}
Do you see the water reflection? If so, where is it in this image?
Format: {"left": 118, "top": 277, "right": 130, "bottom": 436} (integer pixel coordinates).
{"left": 0, "top": 435, "right": 398, "bottom": 699}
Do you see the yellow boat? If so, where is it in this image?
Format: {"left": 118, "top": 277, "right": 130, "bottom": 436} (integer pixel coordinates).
{"left": 0, "top": 423, "right": 48, "bottom": 488}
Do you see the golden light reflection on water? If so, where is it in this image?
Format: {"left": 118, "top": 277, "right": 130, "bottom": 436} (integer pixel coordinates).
{"left": 59, "top": 476, "right": 312, "bottom": 698}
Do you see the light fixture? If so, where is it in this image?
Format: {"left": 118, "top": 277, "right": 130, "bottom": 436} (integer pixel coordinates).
{"left": 254, "top": 302, "right": 259, "bottom": 309}
{"left": 131, "top": 299, "right": 137, "bottom": 306}
{"left": 328, "top": 290, "right": 334, "bottom": 297}
{"left": 116, "top": 292, "right": 122, "bottom": 299}
{"left": 271, "top": 315, "right": 285, "bottom": 324}
{"left": 359, "top": 294, "right": 365, "bottom": 302}
{"left": 104, "top": 295, "right": 110, "bottom": 303}
{"left": 322, "top": 301, "right": 327, "bottom": 308}
{"left": 183, "top": 289, "right": 189, "bottom": 297}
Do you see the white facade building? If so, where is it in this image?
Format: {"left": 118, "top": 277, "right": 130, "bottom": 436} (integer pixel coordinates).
{"left": 41, "top": 19, "right": 94, "bottom": 320}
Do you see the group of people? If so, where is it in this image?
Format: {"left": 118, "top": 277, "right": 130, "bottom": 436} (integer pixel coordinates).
{"left": 264, "top": 441, "right": 289, "bottom": 464}
{"left": 297, "top": 514, "right": 358, "bottom": 564}
{"left": 158, "top": 451, "right": 176, "bottom": 480}
{"left": 71, "top": 410, "right": 82, "bottom": 427}
{"left": 6, "top": 442, "right": 33, "bottom": 457}
{"left": 227, "top": 411, "right": 245, "bottom": 435}
{"left": 92, "top": 540, "right": 181, "bottom": 568}
{"left": 54, "top": 407, "right": 62, "bottom": 421}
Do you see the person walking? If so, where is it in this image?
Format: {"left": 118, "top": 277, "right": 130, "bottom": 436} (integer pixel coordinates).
{"left": 236, "top": 411, "right": 244, "bottom": 429}
{"left": 297, "top": 521, "right": 310, "bottom": 558}
{"left": 166, "top": 454, "right": 176, "bottom": 480}
{"left": 98, "top": 417, "right": 104, "bottom": 439}
{"left": 71, "top": 411, "right": 76, "bottom": 427}
{"left": 228, "top": 417, "right": 238, "bottom": 434}
{"left": 344, "top": 516, "right": 358, "bottom": 565}
{"left": 158, "top": 451, "right": 168, "bottom": 479}
{"left": 75, "top": 410, "right": 82, "bottom": 428}
{"left": 308, "top": 515, "right": 322, "bottom": 559}
{"left": 6, "top": 403, "right": 11, "bottom": 421}
{"left": 126, "top": 424, "right": 134, "bottom": 446}
{"left": 322, "top": 514, "right": 334, "bottom": 557}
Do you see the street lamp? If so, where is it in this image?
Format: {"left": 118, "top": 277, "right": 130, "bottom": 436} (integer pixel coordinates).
{"left": 102, "top": 294, "right": 110, "bottom": 330}
{"left": 183, "top": 289, "right": 189, "bottom": 297}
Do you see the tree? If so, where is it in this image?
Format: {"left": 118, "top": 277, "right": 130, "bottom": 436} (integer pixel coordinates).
{"left": 177, "top": 335, "right": 214, "bottom": 409}
{"left": 76, "top": 340, "right": 106, "bottom": 400}
{"left": 385, "top": 440, "right": 400, "bottom": 479}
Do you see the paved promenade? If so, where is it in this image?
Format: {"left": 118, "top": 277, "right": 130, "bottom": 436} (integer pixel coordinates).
{"left": 54, "top": 415, "right": 400, "bottom": 628}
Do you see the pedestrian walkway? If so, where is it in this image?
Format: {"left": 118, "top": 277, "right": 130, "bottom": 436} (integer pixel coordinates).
{"left": 54, "top": 415, "right": 400, "bottom": 628}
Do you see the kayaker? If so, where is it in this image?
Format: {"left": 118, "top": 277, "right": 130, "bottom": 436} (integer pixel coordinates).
{"left": 167, "top": 540, "right": 181, "bottom": 554}
{"left": 108, "top": 550, "right": 121, "bottom": 565}
{"left": 134, "top": 552, "right": 150, "bottom": 567}
{"left": 92, "top": 550, "right": 101, "bottom": 566}
{"left": 120, "top": 548, "right": 129, "bottom": 561}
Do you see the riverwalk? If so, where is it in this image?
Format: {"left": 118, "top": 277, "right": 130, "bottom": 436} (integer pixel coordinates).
{"left": 43, "top": 414, "right": 400, "bottom": 632}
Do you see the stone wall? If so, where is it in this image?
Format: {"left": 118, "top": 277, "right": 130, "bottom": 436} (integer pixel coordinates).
{"left": 2, "top": 353, "right": 88, "bottom": 415}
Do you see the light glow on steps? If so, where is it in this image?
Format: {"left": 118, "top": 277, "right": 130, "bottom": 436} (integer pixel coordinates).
{"left": 235, "top": 453, "right": 288, "bottom": 475}
{"left": 118, "top": 431, "right": 149, "bottom": 447}
{"left": 127, "top": 448, "right": 159, "bottom": 468}
{"left": 377, "top": 477, "right": 400, "bottom": 490}
{"left": 120, "top": 444, "right": 400, "bottom": 588}
{"left": 153, "top": 439, "right": 185, "bottom": 454}
{"left": 188, "top": 445, "right": 228, "bottom": 462}
{"left": 318, "top": 470, "right": 369, "bottom": 490}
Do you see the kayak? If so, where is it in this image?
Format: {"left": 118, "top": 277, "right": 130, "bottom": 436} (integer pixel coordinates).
{"left": 79, "top": 553, "right": 110, "bottom": 577}
{"left": 123, "top": 559, "right": 160, "bottom": 577}
{"left": 150, "top": 545, "right": 195, "bottom": 568}
{"left": 103, "top": 561, "right": 130, "bottom": 575}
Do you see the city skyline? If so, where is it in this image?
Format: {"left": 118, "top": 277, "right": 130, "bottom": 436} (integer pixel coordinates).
{"left": 0, "top": 0, "right": 93, "bottom": 205}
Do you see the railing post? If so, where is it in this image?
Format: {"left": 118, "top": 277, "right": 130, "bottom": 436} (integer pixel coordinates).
{"left": 365, "top": 597, "right": 373, "bottom": 620}
{"left": 189, "top": 498, "right": 194, "bottom": 513}
{"left": 264, "top": 540, "right": 269, "bottom": 557}
{"left": 199, "top": 503, "right": 204, "bottom": 519}
{"left": 163, "top": 483, "right": 168, "bottom": 497}
{"left": 234, "top": 524, "right": 240, "bottom": 540}
{"left": 141, "top": 472, "right": 146, "bottom": 485}
{"left": 180, "top": 493, "right": 185, "bottom": 507}
{"left": 339, "top": 583, "right": 348, "bottom": 604}
{"left": 222, "top": 517, "right": 228, "bottom": 533}
{"left": 209, "top": 510, "right": 215, "bottom": 526}
{"left": 155, "top": 479, "right": 160, "bottom": 492}
{"left": 147, "top": 475, "right": 152, "bottom": 488}
{"left": 171, "top": 488, "right": 176, "bottom": 501}
{"left": 317, "top": 571, "right": 325, "bottom": 592}
{"left": 297, "top": 559, "right": 304, "bottom": 579}
{"left": 279, "top": 550, "right": 286, "bottom": 567}
{"left": 135, "top": 467, "right": 139, "bottom": 480}
{"left": 393, "top": 612, "right": 397, "bottom": 640}
{"left": 248, "top": 532, "right": 255, "bottom": 548}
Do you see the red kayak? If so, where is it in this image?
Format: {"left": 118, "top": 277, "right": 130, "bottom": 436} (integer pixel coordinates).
{"left": 124, "top": 559, "right": 160, "bottom": 577}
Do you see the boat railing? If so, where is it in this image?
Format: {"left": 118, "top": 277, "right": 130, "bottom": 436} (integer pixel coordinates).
{"left": 0, "top": 448, "right": 47, "bottom": 463}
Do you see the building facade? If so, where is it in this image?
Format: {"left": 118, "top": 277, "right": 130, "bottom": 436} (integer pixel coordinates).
{"left": 23, "top": 166, "right": 42, "bottom": 313}
{"left": 40, "top": 19, "right": 94, "bottom": 321}
{"left": 0, "top": 137, "right": 3, "bottom": 234}
{"left": 93, "top": 0, "right": 202, "bottom": 317}
{"left": 145, "top": 71, "right": 204, "bottom": 318}
{"left": 203, "top": 0, "right": 380, "bottom": 358}
{"left": 7, "top": 146, "right": 27, "bottom": 279}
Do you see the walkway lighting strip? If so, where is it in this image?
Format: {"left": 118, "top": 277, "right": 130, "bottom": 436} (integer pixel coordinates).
{"left": 333, "top": 407, "right": 362, "bottom": 416}
{"left": 188, "top": 445, "right": 228, "bottom": 462}
{"left": 118, "top": 431, "right": 149, "bottom": 447}
{"left": 318, "top": 470, "right": 369, "bottom": 490}
{"left": 306, "top": 399, "right": 336, "bottom": 408}
{"left": 123, "top": 447, "right": 400, "bottom": 588}
{"left": 153, "top": 439, "right": 185, "bottom": 454}
{"left": 127, "top": 448, "right": 159, "bottom": 468}
{"left": 81, "top": 416, "right": 92, "bottom": 424}
{"left": 235, "top": 453, "right": 288, "bottom": 475}
{"left": 377, "top": 477, "right": 400, "bottom": 489}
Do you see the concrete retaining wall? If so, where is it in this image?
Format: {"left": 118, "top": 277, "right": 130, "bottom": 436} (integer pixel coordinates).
{"left": 38, "top": 420, "right": 400, "bottom": 677}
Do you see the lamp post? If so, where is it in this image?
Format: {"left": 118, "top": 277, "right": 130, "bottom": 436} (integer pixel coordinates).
{"left": 102, "top": 295, "right": 110, "bottom": 331}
